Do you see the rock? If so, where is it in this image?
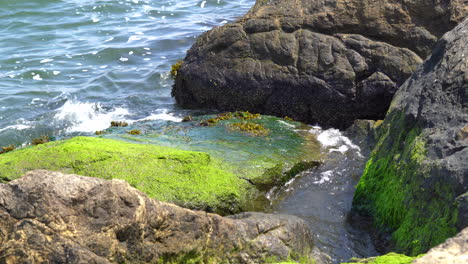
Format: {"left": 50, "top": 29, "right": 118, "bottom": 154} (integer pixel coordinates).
{"left": 0, "top": 170, "right": 325, "bottom": 264}
{"left": 0, "top": 114, "right": 324, "bottom": 214}
{"left": 341, "top": 252, "right": 419, "bottom": 263}
{"left": 172, "top": 0, "right": 467, "bottom": 129}
{"left": 413, "top": 227, "right": 468, "bottom": 264}
{"left": 352, "top": 18, "right": 468, "bottom": 255}
{"left": 0, "top": 136, "right": 249, "bottom": 215}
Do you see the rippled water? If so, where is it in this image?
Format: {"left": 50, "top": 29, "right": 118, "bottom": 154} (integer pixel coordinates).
{"left": 0, "top": 0, "right": 376, "bottom": 262}
{"left": 272, "top": 128, "right": 378, "bottom": 263}
{"left": 0, "top": 0, "right": 253, "bottom": 146}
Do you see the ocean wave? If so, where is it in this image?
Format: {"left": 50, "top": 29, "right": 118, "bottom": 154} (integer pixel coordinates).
{"left": 54, "top": 101, "right": 130, "bottom": 133}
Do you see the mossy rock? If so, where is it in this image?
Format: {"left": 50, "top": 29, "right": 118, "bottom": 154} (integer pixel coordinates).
{"left": 353, "top": 112, "right": 459, "bottom": 255}
{"left": 103, "top": 113, "right": 323, "bottom": 209}
{"left": 0, "top": 136, "right": 248, "bottom": 215}
{"left": 341, "top": 252, "right": 421, "bottom": 264}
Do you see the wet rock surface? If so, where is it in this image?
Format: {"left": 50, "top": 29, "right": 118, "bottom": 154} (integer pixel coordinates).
{"left": 172, "top": 0, "right": 467, "bottom": 129}
{"left": 0, "top": 170, "right": 326, "bottom": 264}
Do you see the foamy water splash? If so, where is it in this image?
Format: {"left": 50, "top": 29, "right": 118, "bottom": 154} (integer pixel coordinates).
{"left": 54, "top": 101, "right": 130, "bottom": 132}
{"left": 53, "top": 101, "right": 183, "bottom": 133}
{"left": 310, "top": 126, "right": 362, "bottom": 156}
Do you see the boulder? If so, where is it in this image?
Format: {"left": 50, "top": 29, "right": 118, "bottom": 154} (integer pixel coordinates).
{"left": 172, "top": 0, "right": 467, "bottom": 129}
{"left": 0, "top": 170, "right": 327, "bottom": 264}
{"left": 352, "top": 18, "right": 468, "bottom": 255}
{"left": 413, "top": 227, "right": 468, "bottom": 264}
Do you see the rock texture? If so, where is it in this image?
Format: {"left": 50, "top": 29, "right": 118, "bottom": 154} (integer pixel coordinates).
{"left": 0, "top": 170, "right": 326, "bottom": 264}
{"left": 413, "top": 227, "right": 468, "bottom": 264}
{"left": 353, "top": 18, "right": 468, "bottom": 255}
{"left": 172, "top": 0, "right": 467, "bottom": 129}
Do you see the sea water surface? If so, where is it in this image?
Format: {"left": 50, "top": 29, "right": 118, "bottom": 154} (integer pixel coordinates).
{"left": 0, "top": 0, "right": 376, "bottom": 263}
{"left": 0, "top": 0, "right": 253, "bottom": 146}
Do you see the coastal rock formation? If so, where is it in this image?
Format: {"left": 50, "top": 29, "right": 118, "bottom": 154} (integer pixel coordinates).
{"left": 0, "top": 136, "right": 248, "bottom": 215}
{"left": 0, "top": 170, "right": 326, "bottom": 264}
{"left": 353, "top": 18, "right": 468, "bottom": 255}
{"left": 413, "top": 227, "right": 468, "bottom": 264}
{"left": 172, "top": 0, "right": 467, "bottom": 128}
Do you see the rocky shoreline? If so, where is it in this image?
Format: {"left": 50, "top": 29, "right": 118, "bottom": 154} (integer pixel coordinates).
{"left": 1, "top": 0, "right": 467, "bottom": 263}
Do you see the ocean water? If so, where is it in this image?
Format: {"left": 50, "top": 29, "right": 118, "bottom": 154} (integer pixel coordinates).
{"left": 0, "top": 0, "right": 254, "bottom": 146}
{"left": 0, "top": 1, "right": 377, "bottom": 262}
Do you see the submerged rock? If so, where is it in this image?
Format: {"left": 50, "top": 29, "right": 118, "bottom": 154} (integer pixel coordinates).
{"left": 0, "top": 120, "right": 323, "bottom": 215}
{"left": 352, "top": 18, "right": 468, "bottom": 255}
{"left": 0, "top": 170, "right": 327, "bottom": 264}
{"left": 172, "top": 0, "right": 467, "bottom": 129}
{"left": 102, "top": 113, "right": 324, "bottom": 209}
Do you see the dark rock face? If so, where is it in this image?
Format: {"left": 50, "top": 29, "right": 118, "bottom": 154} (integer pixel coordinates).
{"left": 353, "top": 18, "right": 468, "bottom": 255}
{"left": 0, "top": 170, "right": 327, "bottom": 264}
{"left": 172, "top": 0, "right": 467, "bottom": 129}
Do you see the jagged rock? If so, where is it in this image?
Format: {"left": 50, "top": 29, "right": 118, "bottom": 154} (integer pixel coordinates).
{"left": 413, "top": 227, "right": 468, "bottom": 264}
{"left": 0, "top": 170, "right": 327, "bottom": 264}
{"left": 172, "top": 0, "right": 467, "bottom": 129}
{"left": 352, "top": 18, "right": 468, "bottom": 255}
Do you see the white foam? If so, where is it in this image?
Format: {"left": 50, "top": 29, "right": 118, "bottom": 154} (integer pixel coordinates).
{"left": 201, "top": 1, "right": 206, "bottom": 8}
{"left": 40, "top": 59, "right": 54, "bottom": 63}
{"left": 314, "top": 170, "right": 333, "bottom": 185}
{"left": 54, "top": 101, "right": 130, "bottom": 132}
{"left": 32, "top": 74, "right": 43, "bottom": 80}
{"left": 0, "top": 124, "right": 31, "bottom": 133}
{"left": 311, "top": 127, "right": 361, "bottom": 155}
{"left": 277, "top": 120, "right": 295, "bottom": 128}
{"left": 136, "top": 110, "right": 182, "bottom": 122}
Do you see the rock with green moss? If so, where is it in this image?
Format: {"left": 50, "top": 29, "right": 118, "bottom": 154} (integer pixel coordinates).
{"left": 0, "top": 136, "right": 248, "bottom": 215}
{"left": 352, "top": 19, "right": 468, "bottom": 255}
{"left": 0, "top": 170, "right": 326, "bottom": 264}
{"left": 341, "top": 252, "right": 420, "bottom": 264}
{"left": 104, "top": 113, "right": 323, "bottom": 210}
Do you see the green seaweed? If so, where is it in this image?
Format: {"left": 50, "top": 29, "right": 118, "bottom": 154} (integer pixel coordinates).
{"left": 353, "top": 111, "right": 458, "bottom": 255}
{"left": 170, "top": 60, "right": 183, "bottom": 78}
{"left": 127, "top": 129, "right": 142, "bottom": 135}
{"left": 31, "top": 135, "right": 49, "bottom": 145}
{"left": 0, "top": 145, "right": 15, "bottom": 154}
{"left": 341, "top": 252, "right": 421, "bottom": 264}
{"left": 111, "top": 121, "right": 128, "bottom": 127}
{"left": 228, "top": 122, "right": 269, "bottom": 136}
{"left": 0, "top": 136, "right": 248, "bottom": 215}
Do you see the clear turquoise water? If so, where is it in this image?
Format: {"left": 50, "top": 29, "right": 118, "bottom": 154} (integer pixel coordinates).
{"left": 0, "top": 0, "right": 253, "bottom": 146}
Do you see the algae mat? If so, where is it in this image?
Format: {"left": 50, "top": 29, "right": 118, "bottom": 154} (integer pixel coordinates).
{"left": 102, "top": 113, "right": 323, "bottom": 191}
{"left": 0, "top": 136, "right": 246, "bottom": 215}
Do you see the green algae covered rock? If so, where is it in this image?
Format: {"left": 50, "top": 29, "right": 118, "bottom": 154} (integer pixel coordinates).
{"left": 341, "top": 253, "right": 420, "bottom": 264}
{"left": 352, "top": 19, "right": 468, "bottom": 255}
{"left": 0, "top": 136, "right": 247, "bottom": 215}
{"left": 103, "top": 113, "right": 323, "bottom": 208}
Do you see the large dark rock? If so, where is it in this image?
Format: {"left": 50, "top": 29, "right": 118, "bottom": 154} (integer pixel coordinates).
{"left": 353, "top": 18, "right": 468, "bottom": 255}
{"left": 0, "top": 170, "right": 328, "bottom": 264}
{"left": 172, "top": 0, "right": 467, "bottom": 129}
